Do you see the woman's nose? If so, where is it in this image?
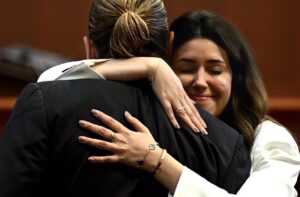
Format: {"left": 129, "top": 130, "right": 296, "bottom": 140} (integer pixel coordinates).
{"left": 193, "top": 70, "right": 208, "bottom": 89}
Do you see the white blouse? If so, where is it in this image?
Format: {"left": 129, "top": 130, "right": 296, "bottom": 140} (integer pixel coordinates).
{"left": 39, "top": 62, "right": 300, "bottom": 197}
{"left": 171, "top": 120, "right": 300, "bottom": 197}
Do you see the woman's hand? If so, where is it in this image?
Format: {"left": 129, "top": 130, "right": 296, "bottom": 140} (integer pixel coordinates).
{"left": 150, "top": 59, "right": 207, "bottom": 134}
{"left": 78, "top": 109, "right": 162, "bottom": 172}
{"left": 92, "top": 57, "right": 207, "bottom": 134}
{"left": 79, "top": 109, "right": 184, "bottom": 193}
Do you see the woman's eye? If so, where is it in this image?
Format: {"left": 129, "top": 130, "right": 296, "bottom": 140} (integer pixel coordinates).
{"left": 179, "top": 67, "right": 197, "bottom": 74}
{"left": 206, "top": 60, "right": 227, "bottom": 75}
{"left": 208, "top": 69, "right": 223, "bottom": 75}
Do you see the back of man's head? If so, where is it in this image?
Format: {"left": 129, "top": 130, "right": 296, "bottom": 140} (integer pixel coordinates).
{"left": 88, "top": 0, "right": 169, "bottom": 59}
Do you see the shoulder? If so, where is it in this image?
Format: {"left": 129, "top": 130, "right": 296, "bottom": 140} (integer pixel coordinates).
{"left": 254, "top": 120, "right": 298, "bottom": 149}
{"left": 5, "top": 83, "right": 47, "bottom": 129}
{"left": 251, "top": 120, "right": 300, "bottom": 167}
{"left": 36, "top": 79, "right": 151, "bottom": 106}
{"left": 16, "top": 83, "right": 43, "bottom": 103}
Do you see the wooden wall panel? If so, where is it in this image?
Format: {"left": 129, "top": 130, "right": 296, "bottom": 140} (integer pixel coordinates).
{"left": 1, "top": 0, "right": 299, "bottom": 97}
{"left": 164, "top": 0, "right": 300, "bottom": 98}
{"left": 0, "top": 0, "right": 92, "bottom": 59}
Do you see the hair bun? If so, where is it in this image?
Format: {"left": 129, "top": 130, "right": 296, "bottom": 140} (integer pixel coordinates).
{"left": 110, "top": 10, "right": 150, "bottom": 57}
{"left": 88, "top": 0, "right": 168, "bottom": 59}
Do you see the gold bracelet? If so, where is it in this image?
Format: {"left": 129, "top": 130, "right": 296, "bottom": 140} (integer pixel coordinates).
{"left": 137, "top": 142, "right": 159, "bottom": 166}
{"left": 152, "top": 149, "right": 167, "bottom": 175}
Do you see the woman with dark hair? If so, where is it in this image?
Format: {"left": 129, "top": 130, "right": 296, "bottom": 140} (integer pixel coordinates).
{"left": 169, "top": 10, "right": 265, "bottom": 149}
{"left": 75, "top": 10, "right": 300, "bottom": 196}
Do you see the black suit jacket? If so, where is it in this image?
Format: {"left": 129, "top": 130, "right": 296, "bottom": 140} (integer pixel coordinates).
{"left": 0, "top": 79, "right": 250, "bottom": 197}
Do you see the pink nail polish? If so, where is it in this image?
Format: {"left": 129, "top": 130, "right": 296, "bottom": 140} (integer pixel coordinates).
{"left": 202, "top": 128, "right": 208, "bottom": 135}
{"left": 194, "top": 127, "right": 200, "bottom": 133}
{"left": 91, "top": 109, "right": 98, "bottom": 114}
{"left": 174, "top": 123, "right": 180, "bottom": 129}
{"left": 79, "top": 120, "right": 85, "bottom": 126}
{"left": 78, "top": 136, "right": 85, "bottom": 142}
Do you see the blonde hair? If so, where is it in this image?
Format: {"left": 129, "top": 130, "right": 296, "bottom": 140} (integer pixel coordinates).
{"left": 88, "top": 0, "right": 168, "bottom": 59}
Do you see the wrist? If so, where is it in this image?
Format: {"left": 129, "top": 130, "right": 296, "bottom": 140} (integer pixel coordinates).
{"left": 147, "top": 58, "right": 161, "bottom": 82}
{"left": 152, "top": 153, "right": 184, "bottom": 194}
{"left": 152, "top": 149, "right": 167, "bottom": 175}
{"left": 143, "top": 146, "right": 164, "bottom": 172}
{"left": 92, "top": 62, "right": 107, "bottom": 78}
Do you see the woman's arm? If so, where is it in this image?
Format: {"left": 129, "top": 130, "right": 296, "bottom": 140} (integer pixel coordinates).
{"left": 78, "top": 110, "right": 225, "bottom": 196}
{"left": 92, "top": 58, "right": 207, "bottom": 134}
{"left": 92, "top": 57, "right": 157, "bottom": 81}
{"left": 78, "top": 109, "right": 183, "bottom": 194}
{"left": 78, "top": 110, "right": 300, "bottom": 197}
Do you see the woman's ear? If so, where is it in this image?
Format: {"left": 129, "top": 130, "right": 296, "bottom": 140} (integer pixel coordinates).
{"left": 83, "top": 36, "right": 98, "bottom": 59}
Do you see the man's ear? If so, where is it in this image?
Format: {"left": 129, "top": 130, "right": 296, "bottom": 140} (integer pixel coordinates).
{"left": 83, "top": 36, "right": 98, "bottom": 59}
{"left": 167, "top": 31, "right": 175, "bottom": 61}
{"left": 168, "top": 31, "right": 174, "bottom": 54}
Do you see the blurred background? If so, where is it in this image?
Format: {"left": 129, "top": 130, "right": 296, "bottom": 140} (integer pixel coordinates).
{"left": 1, "top": 0, "right": 300, "bottom": 140}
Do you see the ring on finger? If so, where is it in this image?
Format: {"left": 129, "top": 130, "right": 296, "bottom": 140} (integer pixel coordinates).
{"left": 176, "top": 106, "right": 186, "bottom": 115}
{"left": 111, "top": 132, "right": 116, "bottom": 140}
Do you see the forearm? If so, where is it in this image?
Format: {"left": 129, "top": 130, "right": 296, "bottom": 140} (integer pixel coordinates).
{"left": 92, "top": 57, "right": 161, "bottom": 81}
{"left": 144, "top": 147, "right": 183, "bottom": 194}
{"left": 154, "top": 153, "right": 183, "bottom": 194}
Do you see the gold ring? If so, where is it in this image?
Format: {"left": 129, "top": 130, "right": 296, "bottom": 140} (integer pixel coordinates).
{"left": 111, "top": 132, "right": 116, "bottom": 139}
{"left": 176, "top": 106, "right": 186, "bottom": 114}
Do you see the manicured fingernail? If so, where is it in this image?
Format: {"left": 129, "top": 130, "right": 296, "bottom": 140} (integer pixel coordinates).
{"left": 91, "top": 109, "right": 99, "bottom": 115}
{"left": 174, "top": 123, "right": 180, "bottom": 129}
{"left": 78, "top": 136, "right": 86, "bottom": 142}
{"left": 79, "top": 120, "right": 85, "bottom": 126}
{"left": 88, "top": 157, "right": 95, "bottom": 162}
{"left": 125, "top": 111, "right": 131, "bottom": 117}
{"left": 202, "top": 128, "right": 208, "bottom": 135}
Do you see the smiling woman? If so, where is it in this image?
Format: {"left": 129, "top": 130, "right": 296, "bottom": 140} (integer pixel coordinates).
{"left": 76, "top": 10, "right": 300, "bottom": 196}
{"left": 171, "top": 38, "right": 232, "bottom": 116}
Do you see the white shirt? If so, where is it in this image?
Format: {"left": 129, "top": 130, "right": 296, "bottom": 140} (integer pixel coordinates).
{"left": 39, "top": 62, "right": 300, "bottom": 197}
{"left": 37, "top": 59, "right": 107, "bottom": 82}
{"left": 171, "top": 120, "right": 300, "bottom": 197}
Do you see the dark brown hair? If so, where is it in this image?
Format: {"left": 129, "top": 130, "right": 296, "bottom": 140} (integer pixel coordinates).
{"left": 170, "top": 11, "right": 267, "bottom": 149}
